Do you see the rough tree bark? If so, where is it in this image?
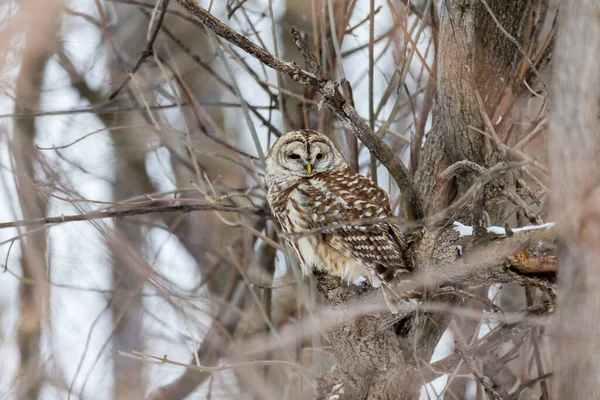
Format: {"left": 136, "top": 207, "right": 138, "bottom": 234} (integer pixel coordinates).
{"left": 409, "top": 2, "right": 533, "bottom": 397}
{"left": 415, "top": 0, "right": 529, "bottom": 211}
{"left": 550, "top": 1, "right": 600, "bottom": 398}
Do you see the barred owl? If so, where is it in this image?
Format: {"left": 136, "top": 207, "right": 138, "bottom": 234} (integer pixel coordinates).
{"left": 265, "top": 129, "right": 410, "bottom": 288}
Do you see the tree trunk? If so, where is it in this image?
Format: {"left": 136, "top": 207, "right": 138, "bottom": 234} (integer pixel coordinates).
{"left": 107, "top": 12, "right": 155, "bottom": 394}
{"left": 416, "top": 0, "right": 529, "bottom": 210}
{"left": 110, "top": 141, "right": 152, "bottom": 400}
{"left": 550, "top": 1, "right": 600, "bottom": 398}
{"left": 410, "top": 0, "right": 530, "bottom": 369}
{"left": 12, "top": 1, "right": 63, "bottom": 398}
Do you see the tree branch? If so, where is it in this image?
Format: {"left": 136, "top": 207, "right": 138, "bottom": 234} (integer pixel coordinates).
{"left": 172, "top": 0, "right": 425, "bottom": 221}
{"left": 109, "top": 0, "right": 171, "bottom": 100}
{"left": 423, "top": 304, "right": 551, "bottom": 383}
{"left": 411, "top": 223, "right": 557, "bottom": 295}
{"left": 147, "top": 275, "right": 246, "bottom": 400}
{"left": 0, "top": 203, "right": 266, "bottom": 230}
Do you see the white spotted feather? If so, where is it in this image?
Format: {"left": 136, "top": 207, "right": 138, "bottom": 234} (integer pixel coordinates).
{"left": 265, "top": 129, "right": 411, "bottom": 287}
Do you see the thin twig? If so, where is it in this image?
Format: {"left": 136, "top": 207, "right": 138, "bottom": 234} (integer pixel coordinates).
{"left": 457, "top": 345, "right": 505, "bottom": 400}
{"left": 0, "top": 203, "right": 266, "bottom": 230}
{"left": 410, "top": 66, "right": 436, "bottom": 173}
{"left": 368, "top": 0, "right": 377, "bottom": 184}
{"left": 472, "top": 180, "right": 488, "bottom": 237}
{"left": 120, "top": 350, "right": 316, "bottom": 377}
{"left": 340, "top": 79, "right": 359, "bottom": 172}
{"left": 0, "top": 101, "right": 275, "bottom": 119}
{"left": 268, "top": 0, "right": 287, "bottom": 132}
{"left": 423, "top": 304, "right": 552, "bottom": 383}
{"left": 169, "top": 1, "right": 425, "bottom": 219}
{"left": 108, "top": 0, "right": 170, "bottom": 100}
{"left": 206, "top": 29, "right": 266, "bottom": 165}
{"left": 226, "top": 0, "right": 248, "bottom": 19}
{"left": 289, "top": 28, "right": 425, "bottom": 220}
{"left": 345, "top": 6, "right": 381, "bottom": 34}
{"left": 327, "top": 0, "right": 346, "bottom": 81}
{"left": 376, "top": 0, "right": 433, "bottom": 139}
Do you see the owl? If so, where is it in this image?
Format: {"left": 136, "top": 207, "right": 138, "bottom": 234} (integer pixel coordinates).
{"left": 265, "top": 129, "right": 410, "bottom": 289}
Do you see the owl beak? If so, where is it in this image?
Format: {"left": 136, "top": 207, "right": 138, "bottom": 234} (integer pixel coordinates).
{"left": 306, "top": 163, "right": 313, "bottom": 174}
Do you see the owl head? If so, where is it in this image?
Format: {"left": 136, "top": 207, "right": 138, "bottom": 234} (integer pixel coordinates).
{"left": 266, "top": 129, "right": 348, "bottom": 179}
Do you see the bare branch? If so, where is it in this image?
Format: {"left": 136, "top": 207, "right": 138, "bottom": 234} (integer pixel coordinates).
{"left": 423, "top": 304, "right": 552, "bottom": 383}
{"left": 108, "top": 0, "right": 171, "bottom": 100}
{"left": 171, "top": 0, "right": 425, "bottom": 220}
{"left": 0, "top": 203, "right": 266, "bottom": 230}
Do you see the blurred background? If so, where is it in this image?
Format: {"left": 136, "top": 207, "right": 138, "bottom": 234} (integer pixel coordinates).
{"left": 0, "top": 0, "right": 556, "bottom": 399}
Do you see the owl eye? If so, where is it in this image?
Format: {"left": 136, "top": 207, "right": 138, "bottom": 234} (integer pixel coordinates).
{"left": 315, "top": 153, "right": 323, "bottom": 160}
{"left": 289, "top": 153, "right": 301, "bottom": 160}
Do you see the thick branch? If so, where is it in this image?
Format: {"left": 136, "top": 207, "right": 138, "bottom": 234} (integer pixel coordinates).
{"left": 411, "top": 223, "right": 557, "bottom": 295}
{"left": 311, "top": 223, "right": 556, "bottom": 398}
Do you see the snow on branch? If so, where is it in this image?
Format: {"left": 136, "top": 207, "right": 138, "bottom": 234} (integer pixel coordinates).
{"left": 453, "top": 221, "right": 556, "bottom": 237}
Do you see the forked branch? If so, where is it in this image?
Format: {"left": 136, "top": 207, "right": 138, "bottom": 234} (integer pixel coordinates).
{"left": 172, "top": 0, "right": 425, "bottom": 220}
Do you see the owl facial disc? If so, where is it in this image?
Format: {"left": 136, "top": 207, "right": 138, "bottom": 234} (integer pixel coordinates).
{"left": 265, "top": 129, "right": 348, "bottom": 180}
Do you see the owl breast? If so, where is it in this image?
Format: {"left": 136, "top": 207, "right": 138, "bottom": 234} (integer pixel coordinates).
{"left": 268, "top": 176, "right": 381, "bottom": 285}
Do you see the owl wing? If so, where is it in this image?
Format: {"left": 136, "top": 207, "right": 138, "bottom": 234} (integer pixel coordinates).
{"left": 304, "top": 168, "right": 410, "bottom": 282}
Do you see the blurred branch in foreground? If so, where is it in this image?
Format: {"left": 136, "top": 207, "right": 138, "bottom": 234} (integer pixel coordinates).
{"left": 0, "top": 0, "right": 578, "bottom": 399}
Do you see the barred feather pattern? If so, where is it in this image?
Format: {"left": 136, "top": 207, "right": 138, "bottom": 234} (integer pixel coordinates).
{"left": 267, "top": 167, "right": 411, "bottom": 287}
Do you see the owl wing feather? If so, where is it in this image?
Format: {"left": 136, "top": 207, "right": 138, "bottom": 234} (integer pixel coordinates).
{"left": 302, "top": 168, "right": 410, "bottom": 282}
